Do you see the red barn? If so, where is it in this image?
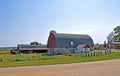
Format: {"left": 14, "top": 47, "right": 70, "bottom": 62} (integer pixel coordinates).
{"left": 47, "top": 30, "right": 94, "bottom": 54}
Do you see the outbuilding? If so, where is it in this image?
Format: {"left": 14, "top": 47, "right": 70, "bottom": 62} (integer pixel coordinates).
{"left": 107, "top": 42, "right": 120, "bottom": 49}
{"left": 47, "top": 30, "right": 94, "bottom": 54}
{"left": 17, "top": 44, "right": 47, "bottom": 54}
{"left": 75, "top": 44, "right": 90, "bottom": 52}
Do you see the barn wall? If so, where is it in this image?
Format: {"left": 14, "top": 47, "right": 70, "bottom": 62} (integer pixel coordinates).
{"left": 47, "top": 33, "right": 57, "bottom": 48}
{"left": 47, "top": 48, "right": 74, "bottom": 54}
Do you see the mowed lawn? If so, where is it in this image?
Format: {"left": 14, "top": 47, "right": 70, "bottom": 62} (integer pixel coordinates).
{"left": 0, "top": 50, "right": 120, "bottom": 68}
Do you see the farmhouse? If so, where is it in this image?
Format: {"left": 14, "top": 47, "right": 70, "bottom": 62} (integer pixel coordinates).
{"left": 47, "top": 30, "right": 94, "bottom": 54}
{"left": 112, "top": 42, "right": 120, "bottom": 49}
{"left": 17, "top": 44, "right": 47, "bottom": 54}
{"left": 107, "top": 42, "right": 120, "bottom": 49}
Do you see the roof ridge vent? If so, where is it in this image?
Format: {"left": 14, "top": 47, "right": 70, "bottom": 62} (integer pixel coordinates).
{"left": 50, "top": 30, "right": 56, "bottom": 34}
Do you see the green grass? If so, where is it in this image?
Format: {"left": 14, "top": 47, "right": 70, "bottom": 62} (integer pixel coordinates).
{"left": 0, "top": 51, "right": 120, "bottom": 68}
{"left": 0, "top": 54, "right": 56, "bottom": 62}
{"left": 0, "top": 50, "right": 10, "bottom": 54}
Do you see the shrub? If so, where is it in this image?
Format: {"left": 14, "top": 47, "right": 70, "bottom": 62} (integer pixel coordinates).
{"left": 0, "top": 58, "right": 3, "bottom": 62}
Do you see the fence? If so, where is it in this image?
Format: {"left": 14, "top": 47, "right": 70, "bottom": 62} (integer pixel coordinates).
{"left": 48, "top": 48, "right": 116, "bottom": 57}
{"left": 72, "top": 49, "right": 116, "bottom": 57}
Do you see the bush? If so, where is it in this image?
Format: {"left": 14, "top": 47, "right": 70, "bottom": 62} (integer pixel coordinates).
{"left": 0, "top": 58, "right": 3, "bottom": 62}
{"left": 94, "top": 45, "right": 104, "bottom": 50}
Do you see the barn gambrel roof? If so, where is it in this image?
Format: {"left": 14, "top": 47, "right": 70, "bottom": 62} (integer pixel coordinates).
{"left": 53, "top": 33, "right": 94, "bottom": 48}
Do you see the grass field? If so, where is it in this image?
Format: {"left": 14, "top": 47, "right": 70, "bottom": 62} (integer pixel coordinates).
{"left": 0, "top": 50, "right": 120, "bottom": 68}
{"left": 0, "top": 50, "right": 10, "bottom": 54}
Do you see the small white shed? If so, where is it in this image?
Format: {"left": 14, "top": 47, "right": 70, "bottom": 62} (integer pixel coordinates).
{"left": 75, "top": 44, "right": 90, "bottom": 52}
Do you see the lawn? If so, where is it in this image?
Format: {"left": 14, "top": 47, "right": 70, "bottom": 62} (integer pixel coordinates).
{"left": 0, "top": 50, "right": 120, "bottom": 68}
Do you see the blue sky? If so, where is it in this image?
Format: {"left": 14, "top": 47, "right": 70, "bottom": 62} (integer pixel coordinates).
{"left": 0, "top": 0, "right": 120, "bottom": 47}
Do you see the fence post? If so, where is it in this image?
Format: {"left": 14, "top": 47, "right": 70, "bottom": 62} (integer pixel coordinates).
{"left": 105, "top": 50, "right": 106, "bottom": 54}
{"left": 100, "top": 51, "right": 102, "bottom": 55}
{"left": 95, "top": 52, "right": 97, "bottom": 56}
{"left": 87, "top": 52, "right": 88, "bottom": 57}
{"left": 110, "top": 49, "right": 111, "bottom": 53}
{"left": 89, "top": 52, "right": 91, "bottom": 57}
{"left": 95, "top": 52, "right": 96, "bottom": 56}
{"left": 82, "top": 53, "right": 83, "bottom": 57}
{"left": 93, "top": 52, "right": 95, "bottom": 56}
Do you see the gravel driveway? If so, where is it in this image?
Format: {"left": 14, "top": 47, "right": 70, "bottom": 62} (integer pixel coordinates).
{"left": 0, "top": 59, "right": 120, "bottom": 76}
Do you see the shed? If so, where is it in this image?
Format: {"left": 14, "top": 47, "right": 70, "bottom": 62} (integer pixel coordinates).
{"left": 108, "top": 42, "right": 120, "bottom": 49}
{"left": 75, "top": 44, "right": 90, "bottom": 52}
{"left": 17, "top": 44, "right": 47, "bottom": 54}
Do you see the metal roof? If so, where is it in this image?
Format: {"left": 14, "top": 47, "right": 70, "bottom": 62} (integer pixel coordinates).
{"left": 112, "top": 42, "right": 120, "bottom": 44}
{"left": 55, "top": 33, "right": 90, "bottom": 39}
{"left": 17, "top": 44, "right": 47, "bottom": 50}
{"left": 53, "top": 33, "right": 94, "bottom": 48}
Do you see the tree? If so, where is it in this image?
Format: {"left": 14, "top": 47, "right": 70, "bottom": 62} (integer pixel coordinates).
{"left": 30, "top": 41, "right": 41, "bottom": 45}
{"left": 107, "top": 32, "right": 114, "bottom": 42}
{"left": 103, "top": 41, "right": 106, "bottom": 47}
{"left": 113, "top": 25, "right": 120, "bottom": 42}
{"left": 114, "top": 26, "right": 120, "bottom": 34}
{"left": 107, "top": 25, "right": 120, "bottom": 42}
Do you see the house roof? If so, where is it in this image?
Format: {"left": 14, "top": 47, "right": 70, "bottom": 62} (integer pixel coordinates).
{"left": 77, "top": 44, "right": 90, "bottom": 48}
{"left": 112, "top": 42, "right": 120, "bottom": 45}
{"left": 17, "top": 44, "right": 47, "bottom": 50}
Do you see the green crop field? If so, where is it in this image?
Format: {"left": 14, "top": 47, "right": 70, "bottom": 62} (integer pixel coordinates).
{"left": 0, "top": 50, "right": 120, "bottom": 68}
{"left": 0, "top": 50, "right": 10, "bottom": 54}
